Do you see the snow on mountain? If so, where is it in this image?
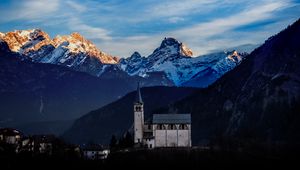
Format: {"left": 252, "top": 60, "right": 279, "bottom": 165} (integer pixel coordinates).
{"left": 0, "top": 29, "right": 51, "bottom": 53}
{"left": 0, "top": 29, "right": 118, "bottom": 76}
{"left": 0, "top": 30, "right": 247, "bottom": 87}
{"left": 119, "top": 37, "right": 246, "bottom": 87}
{"left": 0, "top": 32, "right": 5, "bottom": 39}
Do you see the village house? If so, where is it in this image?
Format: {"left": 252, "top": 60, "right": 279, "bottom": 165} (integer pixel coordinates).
{"left": 133, "top": 83, "right": 192, "bottom": 148}
{"left": 0, "top": 128, "right": 21, "bottom": 145}
{"left": 82, "top": 144, "right": 110, "bottom": 160}
{"left": 31, "top": 135, "right": 56, "bottom": 154}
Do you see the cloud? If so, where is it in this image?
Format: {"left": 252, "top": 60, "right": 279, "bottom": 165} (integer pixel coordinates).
{"left": 166, "top": 1, "right": 294, "bottom": 55}
{"left": 168, "top": 17, "right": 185, "bottom": 23}
{"left": 172, "top": 1, "right": 290, "bottom": 37}
{"left": 66, "top": 0, "right": 86, "bottom": 13}
{"left": 0, "top": 0, "right": 298, "bottom": 57}
{"left": 148, "top": 0, "right": 218, "bottom": 18}
{"left": 93, "top": 0, "right": 297, "bottom": 57}
{"left": 68, "top": 17, "right": 112, "bottom": 41}
{"left": 0, "top": 0, "right": 60, "bottom": 22}
{"left": 95, "top": 35, "right": 162, "bottom": 57}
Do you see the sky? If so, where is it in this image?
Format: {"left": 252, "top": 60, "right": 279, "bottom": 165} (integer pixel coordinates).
{"left": 0, "top": 0, "right": 299, "bottom": 57}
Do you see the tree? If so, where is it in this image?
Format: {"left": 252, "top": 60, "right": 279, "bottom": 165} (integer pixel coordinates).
{"left": 123, "top": 131, "right": 134, "bottom": 148}
{"left": 109, "top": 135, "right": 117, "bottom": 149}
{"left": 119, "top": 131, "right": 133, "bottom": 149}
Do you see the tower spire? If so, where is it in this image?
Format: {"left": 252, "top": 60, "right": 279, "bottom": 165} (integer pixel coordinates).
{"left": 135, "top": 82, "right": 143, "bottom": 103}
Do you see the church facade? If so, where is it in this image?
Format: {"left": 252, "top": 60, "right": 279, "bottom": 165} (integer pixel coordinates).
{"left": 133, "top": 83, "right": 192, "bottom": 148}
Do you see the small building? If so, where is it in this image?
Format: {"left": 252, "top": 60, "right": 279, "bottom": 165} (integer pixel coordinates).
{"left": 21, "top": 136, "right": 34, "bottom": 152}
{"left": 31, "top": 135, "right": 56, "bottom": 154}
{"left": 0, "top": 128, "right": 22, "bottom": 145}
{"left": 133, "top": 83, "right": 192, "bottom": 148}
{"left": 82, "top": 144, "right": 110, "bottom": 160}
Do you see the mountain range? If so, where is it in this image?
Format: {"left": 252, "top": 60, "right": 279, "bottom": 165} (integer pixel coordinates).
{"left": 0, "top": 23, "right": 274, "bottom": 137}
{"left": 120, "top": 38, "right": 246, "bottom": 87}
{"left": 0, "top": 30, "right": 249, "bottom": 88}
{"left": 63, "top": 19, "right": 300, "bottom": 145}
{"left": 0, "top": 39, "right": 171, "bottom": 135}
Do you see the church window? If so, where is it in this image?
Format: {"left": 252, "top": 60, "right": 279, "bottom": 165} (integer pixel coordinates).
{"left": 167, "top": 124, "right": 176, "bottom": 130}
{"left": 179, "top": 124, "right": 188, "bottom": 130}
{"left": 157, "top": 124, "right": 165, "bottom": 130}
{"left": 135, "top": 106, "right": 142, "bottom": 112}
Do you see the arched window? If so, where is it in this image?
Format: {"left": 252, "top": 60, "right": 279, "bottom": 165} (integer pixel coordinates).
{"left": 135, "top": 106, "right": 141, "bottom": 112}
{"left": 157, "top": 124, "right": 166, "bottom": 130}
{"left": 179, "top": 124, "right": 188, "bottom": 130}
{"left": 167, "top": 124, "right": 176, "bottom": 130}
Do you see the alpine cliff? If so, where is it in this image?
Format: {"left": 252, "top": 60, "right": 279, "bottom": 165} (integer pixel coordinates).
{"left": 1, "top": 30, "right": 249, "bottom": 88}
{"left": 119, "top": 37, "right": 247, "bottom": 87}
{"left": 0, "top": 29, "right": 118, "bottom": 77}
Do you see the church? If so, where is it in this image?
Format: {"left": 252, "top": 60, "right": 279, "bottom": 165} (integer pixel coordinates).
{"left": 133, "top": 83, "right": 192, "bottom": 148}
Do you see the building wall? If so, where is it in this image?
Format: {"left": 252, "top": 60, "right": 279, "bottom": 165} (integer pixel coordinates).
{"left": 155, "top": 129, "right": 167, "bottom": 147}
{"left": 177, "top": 130, "right": 190, "bottom": 147}
{"left": 166, "top": 130, "right": 177, "bottom": 147}
{"left": 152, "top": 124, "right": 191, "bottom": 148}
{"left": 5, "top": 135, "right": 20, "bottom": 144}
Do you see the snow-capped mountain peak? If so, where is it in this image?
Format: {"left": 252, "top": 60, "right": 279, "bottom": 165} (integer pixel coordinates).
{"left": 0, "top": 29, "right": 51, "bottom": 53}
{"left": 119, "top": 37, "right": 247, "bottom": 87}
{"left": 0, "top": 29, "right": 119, "bottom": 76}
{"left": 159, "top": 37, "right": 180, "bottom": 48}
{"left": 51, "top": 32, "right": 117, "bottom": 64}
{"left": 152, "top": 37, "right": 193, "bottom": 58}
{"left": 180, "top": 43, "right": 193, "bottom": 57}
{"left": 130, "top": 51, "right": 142, "bottom": 59}
{"left": 0, "top": 32, "right": 5, "bottom": 38}
{"left": 227, "top": 50, "right": 242, "bottom": 62}
{"left": 1, "top": 29, "right": 248, "bottom": 87}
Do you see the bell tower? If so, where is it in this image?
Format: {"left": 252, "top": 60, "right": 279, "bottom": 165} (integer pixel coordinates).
{"left": 134, "top": 82, "right": 144, "bottom": 144}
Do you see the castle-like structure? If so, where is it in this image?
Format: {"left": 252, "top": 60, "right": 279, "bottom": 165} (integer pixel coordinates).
{"left": 133, "top": 83, "right": 191, "bottom": 148}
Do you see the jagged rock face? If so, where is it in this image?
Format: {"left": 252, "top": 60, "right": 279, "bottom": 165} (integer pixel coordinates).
{"left": 120, "top": 37, "right": 245, "bottom": 87}
{"left": 0, "top": 29, "right": 118, "bottom": 77}
{"left": 1, "top": 30, "right": 245, "bottom": 87}
{"left": 0, "top": 29, "right": 52, "bottom": 55}
{"left": 155, "top": 37, "right": 193, "bottom": 57}
{"left": 52, "top": 32, "right": 117, "bottom": 64}
{"left": 182, "top": 50, "right": 244, "bottom": 87}
{"left": 119, "top": 52, "right": 147, "bottom": 76}
{"left": 149, "top": 37, "right": 193, "bottom": 62}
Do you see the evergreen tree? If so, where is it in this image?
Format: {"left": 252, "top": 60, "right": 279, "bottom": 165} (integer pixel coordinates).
{"left": 109, "top": 135, "right": 117, "bottom": 149}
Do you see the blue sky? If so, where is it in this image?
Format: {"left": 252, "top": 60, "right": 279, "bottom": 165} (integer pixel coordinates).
{"left": 0, "top": 0, "right": 299, "bottom": 57}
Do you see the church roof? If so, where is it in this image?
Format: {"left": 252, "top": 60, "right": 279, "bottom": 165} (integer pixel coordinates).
{"left": 152, "top": 114, "right": 191, "bottom": 124}
{"left": 135, "top": 82, "right": 143, "bottom": 103}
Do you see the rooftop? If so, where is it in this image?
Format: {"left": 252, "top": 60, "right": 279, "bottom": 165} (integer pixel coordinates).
{"left": 0, "top": 128, "right": 21, "bottom": 136}
{"left": 152, "top": 114, "right": 191, "bottom": 124}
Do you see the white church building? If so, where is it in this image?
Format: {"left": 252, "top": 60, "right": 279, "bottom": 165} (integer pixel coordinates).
{"left": 133, "top": 83, "right": 192, "bottom": 148}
